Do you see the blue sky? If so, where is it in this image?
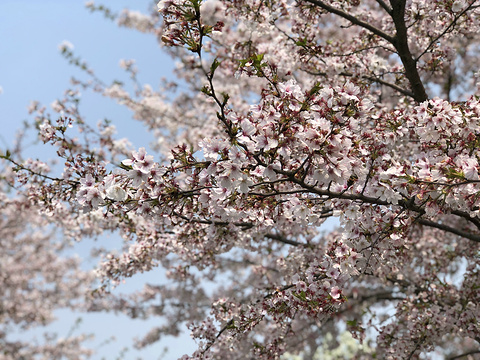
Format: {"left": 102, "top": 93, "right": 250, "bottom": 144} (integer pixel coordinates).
{"left": 0, "top": 0, "right": 174, "bottom": 151}
{"left": 0, "top": 1, "right": 197, "bottom": 358}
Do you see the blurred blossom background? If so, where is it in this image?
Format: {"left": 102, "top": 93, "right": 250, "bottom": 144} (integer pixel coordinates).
{"left": 0, "top": 1, "right": 197, "bottom": 358}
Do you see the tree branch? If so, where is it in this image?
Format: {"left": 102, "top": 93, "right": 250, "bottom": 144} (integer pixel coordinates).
{"left": 407, "top": 334, "right": 426, "bottom": 359}
{"left": 362, "top": 73, "right": 414, "bottom": 97}
{"left": 417, "top": 218, "right": 480, "bottom": 243}
{"left": 172, "top": 212, "right": 305, "bottom": 246}
{"left": 302, "top": 0, "right": 427, "bottom": 101}
{"left": 265, "top": 233, "right": 305, "bottom": 247}
{"left": 375, "top": 0, "right": 393, "bottom": 14}
{"left": 448, "top": 349, "right": 480, "bottom": 360}
{"left": 302, "top": 0, "right": 395, "bottom": 43}
{"left": 305, "top": 69, "right": 415, "bottom": 98}
{"left": 416, "top": 3, "right": 480, "bottom": 62}
{"left": 389, "top": 0, "right": 428, "bottom": 102}
{"left": 203, "top": 282, "right": 297, "bottom": 354}
{"left": 1, "top": 155, "right": 78, "bottom": 185}
{"left": 272, "top": 172, "right": 480, "bottom": 244}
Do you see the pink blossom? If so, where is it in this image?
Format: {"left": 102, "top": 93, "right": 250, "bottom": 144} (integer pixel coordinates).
{"left": 327, "top": 266, "right": 340, "bottom": 279}
{"left": 330, "top": 286, "right": 342, "bottom": 300}
{"left": 106, "top": 185, "right": 128, "bottom": 201}
{"left": 80, "top": 174, "right": 96, "bottom": 188}
{"left": 127, "top": 168, "right": 149, "bottom": 187}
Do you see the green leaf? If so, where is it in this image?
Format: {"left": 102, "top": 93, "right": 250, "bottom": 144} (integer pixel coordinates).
{"left": 255, "top": 53, "right": 264, "bottom": 63}
{"left": 347, "top": 319, "right": 358, "bottom": 327}
{"left": 292, "top": 291, "right": 307, "bottom": 301}
{"left": 119, "top": 163, "right": 132, "bottom": 171}
{"left": 221, "top": 92, "right": 229, "bottom": 105}
{"left": 210, "top": 58, "right": 220, "bottom": 75}
{"left": 201, "top": 85, "right": 212, "bottom": 96}
{"left": 225, "top": 320, "right": 236, "bottom": 330}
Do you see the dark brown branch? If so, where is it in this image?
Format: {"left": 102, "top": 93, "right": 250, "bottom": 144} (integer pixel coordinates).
{"left": 448, "top": 349, "right": 480, "bottom": 360}
{"left": 417, "top": 218, "right": 480, "bottom": 243}
{"left": 375, "top": 0, "right": 393, "bottom": 14}
{"left": 265, "top": 233, "right": 305, "bottom": 247}
{"left": 363, "top": 74, "right": 414, "bottom": 97}
{"left": 389, "top": 0, "right": 428, "bottom": 102}
{"left": 251, "top": 173, "right": 480, "bottom": 244}
{"left": 302, "top": 0, "right": 427, "bottom": 101}
{"left": 277, "top": 170, "right": 480, "bottom": 243}
{"left": 302, "top": 0, "right": 395, "bottom": 43}
{"left": 452, "top": 209, "right": 480, "bottom": 231}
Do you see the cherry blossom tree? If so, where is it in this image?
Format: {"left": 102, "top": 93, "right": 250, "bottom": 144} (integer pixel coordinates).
{"left": 3, "top": 0, "right": 480, "bottom": 358}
